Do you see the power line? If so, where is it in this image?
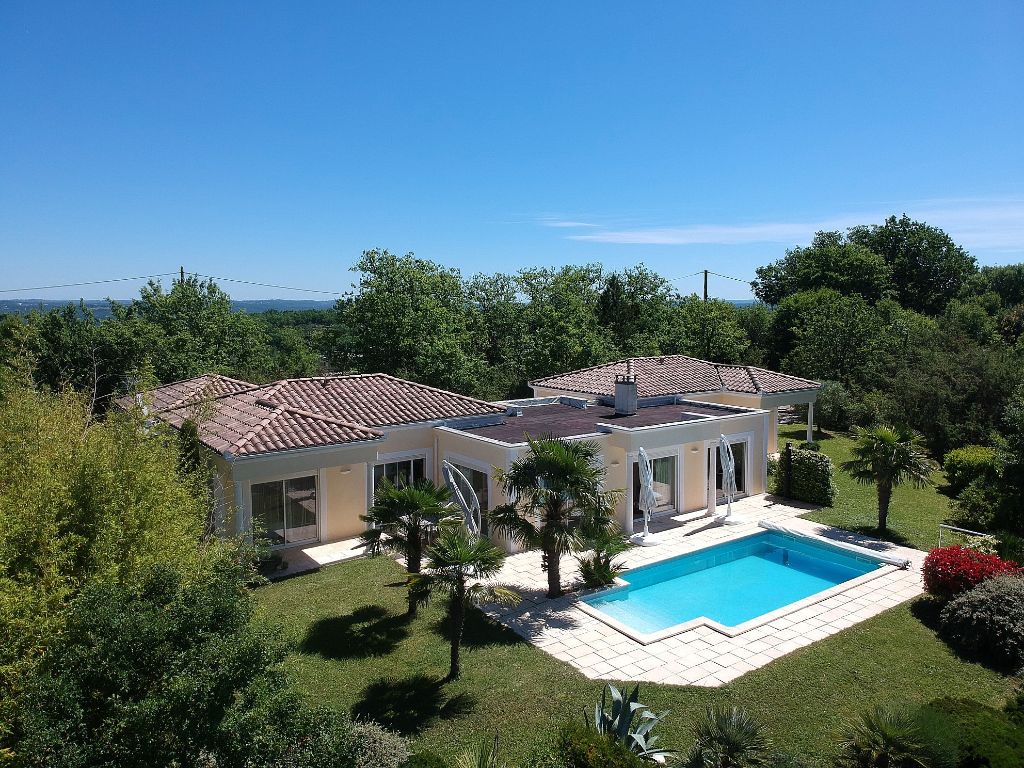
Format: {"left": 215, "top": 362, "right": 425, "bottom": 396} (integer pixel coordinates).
{"left": 0, "top": 271, "right": 344, "bottom": 297}
{"left": 0, "top": 272, "right": 177, "bottom": 295}
{"left": 190, "top": 273, "right": 344, "bottom": 296}
{"left": 707, "top": 270, "right": 750, "bottom": 284}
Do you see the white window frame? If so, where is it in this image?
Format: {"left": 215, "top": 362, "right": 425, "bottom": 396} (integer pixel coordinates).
{"left": 367, "top": 448, "right": 433, "bottom": 507}
{"left": 248, "top": 468, "right": 322, "bottom": 549}
{"left": 626, "top": 445, "right": 683, "bottom": 521}
{"left": 704, "top": 431, "right": 755, "bottom": 500}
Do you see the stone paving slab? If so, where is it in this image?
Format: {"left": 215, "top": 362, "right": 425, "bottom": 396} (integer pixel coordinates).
{"left": 482, "top": 495, "right": 925, "bottom": 687}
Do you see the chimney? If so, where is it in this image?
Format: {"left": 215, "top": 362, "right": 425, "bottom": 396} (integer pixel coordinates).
{"left": 614, "top": 360, "right": 637, "bottom": 416}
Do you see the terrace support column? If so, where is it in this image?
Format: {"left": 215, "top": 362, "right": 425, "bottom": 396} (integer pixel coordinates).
{"left": 806, "top": 402, "right": 814, "bottom": 443}
{"left": 707, "top": 444, "right": 717, "bottom": 516}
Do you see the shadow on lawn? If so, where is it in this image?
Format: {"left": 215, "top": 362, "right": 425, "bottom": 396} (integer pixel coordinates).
{"left": 432, "top": 608, "right": 521, "bottom": 649}
{"left": 299, "top": 605, "right": 410, "bottom": 659}
{"left": 351, "top": 673, "right": 476, "bottom": 735}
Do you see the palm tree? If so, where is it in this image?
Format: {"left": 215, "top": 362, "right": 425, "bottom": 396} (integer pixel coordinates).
{"left": 489, "top": 437, "right": 619, "bottom": 598}
{"left": 361, "top": 479, "right": 459, "bottom": 615}
{"left": 841, "top": 425, "right": 936, "bottom": 532}
{"left": 838, "top": 706, "right": 930, "bottom": 768}
{"left": 412, "top": 527, "right": 518, "bottom": 680}
{"left": 684, "top": 705, "right": 771, "bottom": 768}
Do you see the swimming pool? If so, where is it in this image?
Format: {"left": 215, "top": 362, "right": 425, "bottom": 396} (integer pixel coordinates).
{"left": 580, "top": 530, "right": 890, "bottom": 642}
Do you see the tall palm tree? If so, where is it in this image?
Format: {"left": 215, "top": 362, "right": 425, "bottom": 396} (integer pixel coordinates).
{"left": 412, "top": 527, "right": 518, "bottom": 680}
{"left": 489, "top": 436, "right": 619, "bottom": 598}
{"left": 361, "top": 479, "right": 459, "bottom": 615}
{"left": 841, "top": 425, "right": 936, "bottom": 532}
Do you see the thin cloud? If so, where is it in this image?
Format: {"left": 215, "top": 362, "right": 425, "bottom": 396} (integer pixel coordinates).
{"left": 563, "top": 198, "right": 1024, "bottom": 252}
{"left": 538, "top": 218, "right": 602, "bottom": 229}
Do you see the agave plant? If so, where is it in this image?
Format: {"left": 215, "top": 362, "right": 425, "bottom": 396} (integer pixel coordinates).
{"left": 684, "top": 705, "right": 770, "bottom": 768}
{"left": 455, "top": 733, "right": 507, "bottom": 768}
{"left": 837, "top": 706, "right": 930, "bottom": 768}
{"left": 586, "top": 683, "right": 674, "bottom": 761}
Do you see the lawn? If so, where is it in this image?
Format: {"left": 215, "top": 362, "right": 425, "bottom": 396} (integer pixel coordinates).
{"left": 782, "top": 423, "right": 954, "bottom": 552}
{"left": 258, "top": 556, "right": 1017, "bottom": 765}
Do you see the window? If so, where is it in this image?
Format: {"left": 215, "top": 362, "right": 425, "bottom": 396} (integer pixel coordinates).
{"left": 251, "top": 475, "right": 318, "bottom": 546}
{"left": 373, "top": 457, "right": 427, "bottom": 496}
{"left": 714, "top": 440, "right": 747, "bottom": 495}
{"left": 633, "top": 455, "right": 676, "bottom": 517}
{"left": 451, "top": 462, "right": 490, "bottom": 535}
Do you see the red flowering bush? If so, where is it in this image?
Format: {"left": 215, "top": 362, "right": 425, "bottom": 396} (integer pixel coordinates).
{"left": 923, "top": 545, "right": 1019, "bottom": 598}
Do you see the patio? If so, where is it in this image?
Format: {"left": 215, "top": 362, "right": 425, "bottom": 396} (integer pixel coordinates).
{"left": 482, "top": 494, "right": 925, "bottom": 687}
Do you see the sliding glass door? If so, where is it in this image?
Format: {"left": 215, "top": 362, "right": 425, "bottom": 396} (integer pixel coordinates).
{"left": 251, "top": 475, "right": 319, "bottom": 546}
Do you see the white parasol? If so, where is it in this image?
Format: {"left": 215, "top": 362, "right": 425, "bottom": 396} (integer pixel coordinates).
{"left": 717, "top": 434, "right": 738, "bottom": 520}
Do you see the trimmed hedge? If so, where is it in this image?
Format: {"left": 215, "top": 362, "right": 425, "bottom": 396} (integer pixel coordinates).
{"left": 938, "top": 575, "right": 1024, "bottom": 671}
{"left": 772, "top": 443, "right": 836, "bottom": 506}
{"left": 943, "top": 444, "right": 998, "bottom": 495}
{"left": 922, "top": 545, "right": 1019, "bottom": 598}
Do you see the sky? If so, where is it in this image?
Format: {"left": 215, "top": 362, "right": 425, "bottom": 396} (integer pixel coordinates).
{"left": 1, "top": 2, "right": 1023, "bottom": 301}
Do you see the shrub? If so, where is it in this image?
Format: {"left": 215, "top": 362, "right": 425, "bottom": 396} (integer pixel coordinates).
{"left": 943, "top": 444, "right": 998, "bottom": 494}
{"left": 998, "top": 531, "right": 1024, "bottom": 564}
{"left": 555, "top": 723, "right": 649, "bottom": 768}
{"left": 797, "top": 440, "right": 820, "bottom": 452}
{"left": 350, "top": 719, "right": 410, "bottom": 768}
{"left": 814, "top": 380, "right": 853, "bottom": 430}
{"left": 922, "top": 545, "right": 1019, "bottom": 598}
{"left": 938, "top": 574, "right": 1024, "bottom": 670}
{"left": 948, "top": 480, "right": 999, "bottom": 531}
{"left": 773, "top": 444, "right": 836, "bottom": 506}
{"left": 915, "top": 697, "right": 1024, "bottom": 768}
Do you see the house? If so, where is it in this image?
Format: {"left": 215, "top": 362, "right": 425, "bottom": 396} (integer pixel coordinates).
{"left": 126, "top": 356, "right": 818, "bottom": 552}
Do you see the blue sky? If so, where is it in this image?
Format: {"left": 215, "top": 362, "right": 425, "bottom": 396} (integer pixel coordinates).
{"left": 2, "top": 2, "right": 1022, "bottom": 300}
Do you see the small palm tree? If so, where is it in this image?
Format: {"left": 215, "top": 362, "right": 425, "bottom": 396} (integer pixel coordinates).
{"left": 838, "top": 706, "right": 930, "bottom": 768}
{"left": 361, "top": 479, "right": 460, "bottom": 615}
{"left": 412, "top": 527, "right": 519, "bottom": 680}
{"left": 684, "top": 705, "right": 771, "bottom": 768}
{"left": 490, "top": 437, "right": 620, "bottom": 598}
{"left": 841, "top": 425, "right": 936, "bottom": 532}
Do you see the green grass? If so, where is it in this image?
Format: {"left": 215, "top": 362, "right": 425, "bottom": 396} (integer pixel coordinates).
{"left": 258, "top": 556, "right": 1017, "bottom": 766}
{"left": 783, "top": 424, "right": 954, "bottom": 552}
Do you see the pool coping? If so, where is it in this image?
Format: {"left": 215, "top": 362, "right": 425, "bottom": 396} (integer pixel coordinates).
{"left": 575, "top": 526, "right": 905, "bottom": 645}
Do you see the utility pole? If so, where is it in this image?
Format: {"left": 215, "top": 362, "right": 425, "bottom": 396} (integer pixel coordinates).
{"left": 703, "top": 269, "right": 708, "bottom": 302}
{"left": 179, "top": 266, "right": 185, "bottom": 283}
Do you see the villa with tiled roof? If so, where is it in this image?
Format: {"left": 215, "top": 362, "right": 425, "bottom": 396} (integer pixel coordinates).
{"left": 129, "top": 358, "right": 818, "bottom": 553}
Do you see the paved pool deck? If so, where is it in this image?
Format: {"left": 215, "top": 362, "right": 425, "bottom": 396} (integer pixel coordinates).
{"left": 482, "top": 495, "right": 925, "bottom": 687}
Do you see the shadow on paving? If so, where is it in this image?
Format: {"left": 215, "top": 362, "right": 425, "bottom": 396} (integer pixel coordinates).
{"left": 432, "top": 607, "right": 523, "bottom": 649}
{"left": 814, "top": 524, "right": 912, "bottom": 550}
{"left": 299, "top": 605, "right": 411, "bottom": 659}
{"left": 351, "top": 673, "right": 476, "bottom": 735}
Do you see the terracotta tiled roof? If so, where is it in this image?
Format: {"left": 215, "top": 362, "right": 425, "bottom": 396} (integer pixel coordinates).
{"left": 128, "top": 372, "right": 503, "bottom": 457}
{"left": 530, "top": 356, "right": 819, "bottom": 397}
{"left": 249, "top": 374, "right": 504, "bottom": 428}
{"left": 160, "top": 391, "right": 383, "bottom": 457}
{"left": 116, "top": 374, "right": 255, "bottom": 413}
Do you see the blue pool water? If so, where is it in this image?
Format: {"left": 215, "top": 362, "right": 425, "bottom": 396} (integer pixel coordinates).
{"left": 583, "top": 531, "right": 882, "bottom": 634}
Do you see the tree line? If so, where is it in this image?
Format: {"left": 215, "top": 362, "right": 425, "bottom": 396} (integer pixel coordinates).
{"left": 2, "top": 213, "right": 1023, "bottom": 461}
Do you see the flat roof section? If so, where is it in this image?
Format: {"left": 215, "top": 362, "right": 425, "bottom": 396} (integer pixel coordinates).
{"left": 454, "top": 401, "right": 743, "bottom": 444}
